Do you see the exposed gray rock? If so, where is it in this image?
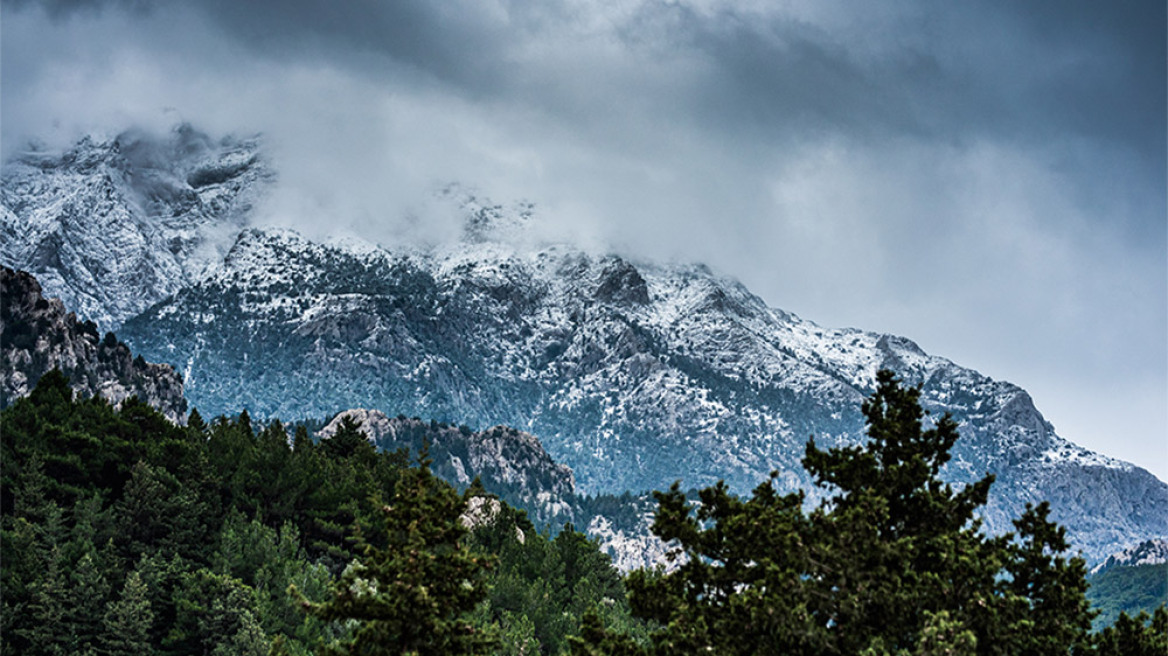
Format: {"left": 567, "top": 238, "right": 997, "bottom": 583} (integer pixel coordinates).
{"left": 1091, "top": 538, "right": 1168, "bottom": 576}
{"left": 0, "top": 266, "right": 186, "bottom": 422}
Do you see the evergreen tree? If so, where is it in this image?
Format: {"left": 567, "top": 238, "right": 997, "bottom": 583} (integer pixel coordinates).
{"left": 320, "top": 415, "right": 374, "bottom": 461}
{"left": 295, "top": 455, "right": 496, "bottom": 655}
{"left": 68, "top": 549, "right": 112, "bottom": 652}
{"left": 100, "top": 571, "right": 155, "bottom": 656}
{"left": 1094, "top": 606, "right": 1168, "bottom": 656}
{"left": 576, "top": 370, "right": 1097, "bottom": 655}
{"left": 1001, "top": 502, "right": 1094, "bottom": 655}
{"left": 187, "top": 408, "right": 207, "bottom": 434}
{"left": 18, "top": 543, "right": 71, "bottom": 656}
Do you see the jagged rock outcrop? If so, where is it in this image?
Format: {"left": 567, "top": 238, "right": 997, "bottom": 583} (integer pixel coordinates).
{"left": 0, "top": 266, "right": 186, "bottom": 422}
{"left": 1091, "top": 538, "right": 1168, "bottom": 576}
{"left": 319, "top": 409, "right": 576, "bottom": 520}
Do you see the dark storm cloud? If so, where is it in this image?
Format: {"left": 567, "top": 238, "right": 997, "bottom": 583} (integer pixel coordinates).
{"left": 191, "top": 0, "right": 501, "bottom": 90}
{"left": 640, "top": 0, "right": 1166, "bottom": 172}
{"left": 140, "top": 0, "right": 1164, "bottom": 248}
{"left": 198, "top": 0, "right": 1164, "bottom": 174}
{"left": 13, "top": 0, "right": 1162, "bottom": 168}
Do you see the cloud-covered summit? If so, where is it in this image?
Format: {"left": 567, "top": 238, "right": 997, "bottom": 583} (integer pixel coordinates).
{"left": 2, "top": 0, "right": 1165, "bottom": 480}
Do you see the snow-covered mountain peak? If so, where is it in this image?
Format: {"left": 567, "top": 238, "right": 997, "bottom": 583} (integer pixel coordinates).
{"left": 1, "top": 125, "right": 274, "bottom": 329}
{"left": 4, "top": 126, "right": 1164, "bottom": 564}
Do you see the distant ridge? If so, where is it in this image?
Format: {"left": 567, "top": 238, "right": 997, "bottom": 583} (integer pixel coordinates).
{"left": 3, "top": 127, "right": 1166, "bottom": 564}
{"left": 1092, "top": 538, "right": 1168, "bottom": 576}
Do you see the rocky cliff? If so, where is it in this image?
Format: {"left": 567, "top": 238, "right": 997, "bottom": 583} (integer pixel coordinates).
{"left": 0, "top": 124, "right": 272, "bottom": 330}
{"left": 319, "top": 409, "right": 576, "bottom": 520}
{"left": 1, "top": 266, "right": 187, "bottom": 422}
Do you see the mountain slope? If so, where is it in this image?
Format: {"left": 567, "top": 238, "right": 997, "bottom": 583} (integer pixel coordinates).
{"left": 317, "top": 408, "right": 576, "bottom": 520}
{"left": 114, "top": 226, "right": 1167, "bottom": 562}
{"left": 1087, "top": 539, "right": 1168, "bottom": 629}
{"left": 315, "top": 408, "right": 667, "bottom": 571}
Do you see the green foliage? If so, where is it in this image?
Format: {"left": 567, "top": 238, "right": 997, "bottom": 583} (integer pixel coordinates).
{"left": 6, "top": 364, "right": 1126, "bottom": 656}
{"left": 1001, "top": 501, "right": 1094, "bottom": 654}
{"left": 465, "top": 499, "right": 648, "bottom": 656}
{"left": 1087, "top": 562, "right": 1168, "bottom": 629}
{"left": 1093, "top": 606, "right": 1168, "bottom": 656}
{"left": 576, "top": 370, "right": 1099, "bottom": 656}
{"left": 296, "top": 454, "right": 497, "bottom": 655}
{"left": 320, "top": 415, "right": 375, "bottom": 461}
{"left": 2, "top": 366, "right": 637, "bottom": 656}
{"left": 0, "top": 375, "right": 464, "bottom": 654}
{"left": 100, "top": 571, "right": 155, "bottom": 656}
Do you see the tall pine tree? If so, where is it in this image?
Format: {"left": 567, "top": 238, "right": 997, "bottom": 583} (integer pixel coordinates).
{"left": 295, "top": 453, "right": 496, "bottom": 655}
{"left": 575, "top": 370, "right": 1098, "bottom": 655}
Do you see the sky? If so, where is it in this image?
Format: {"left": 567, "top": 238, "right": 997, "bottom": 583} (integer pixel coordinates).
{"left": 2, "top": 0, "right": 1165, "bottom": 480}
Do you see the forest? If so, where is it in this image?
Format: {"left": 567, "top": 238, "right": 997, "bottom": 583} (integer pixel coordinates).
{"left": 1, "top": 369, "right": 1164, "bottom": 655}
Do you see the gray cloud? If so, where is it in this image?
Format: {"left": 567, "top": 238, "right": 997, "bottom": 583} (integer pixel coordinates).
{"left": 2, "top": 0, "right": 1164, "bottom": 479}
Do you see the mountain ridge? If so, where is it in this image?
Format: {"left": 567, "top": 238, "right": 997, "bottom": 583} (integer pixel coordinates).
{"left": 2, "top": 128, "right": 1164, "bottom": 564}
{"left": 118, "top": 225, "right": 1165, "bottom": 562}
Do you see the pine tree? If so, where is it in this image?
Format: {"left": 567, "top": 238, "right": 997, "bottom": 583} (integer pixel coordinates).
{"left": 100, "top": 571, "right": 155, "bottom": 656}
{"left": 576, "top": 370, "right": 1097, "bottom": 656}
{"left": 1002, "top": 502, "right": 1094, "bottom": 655}
{"left": 320, "top": 415, "right": 373, "bottom": 460}
{"left": 187, "top": 407, "right": 207, "bottom": 434}
{"left": 68, "top": 549, "right": 112, "bottom": 652}
{"left": 18, "top": 543, "right": 70, "bottom": 656}
{"left": 294, "top": 455, "right": 496, "bottom": 655}
{"left": 1094, "top": 606, "right": 1168, "bottom": 656}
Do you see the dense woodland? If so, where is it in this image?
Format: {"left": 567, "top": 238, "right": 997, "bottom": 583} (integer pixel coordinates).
{"left": 1, "top": 369, "right": 1164, "bottom": 654}
{"left": 1087, "top": 562, "right": 1168, "bottom": 631}
{"left": 1, "top": 370, "right": 644, "bottom": 655}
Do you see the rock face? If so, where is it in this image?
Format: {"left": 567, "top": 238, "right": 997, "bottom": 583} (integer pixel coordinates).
{"left": 1091, "top": 538, "right": 1168, "bottom": 576}
{"left": 0, "top": 266, "right": 187, "bottom": 422}
{"left": 319, "top": 409, "right": 576, "bottom": 521}
{"left": 3, "top": 128, "right": 1166, "bottom": 564}
{"left": 0, "top": 124, "right": 272, "bottom": 330}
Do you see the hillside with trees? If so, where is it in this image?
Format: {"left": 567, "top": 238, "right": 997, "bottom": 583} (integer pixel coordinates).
{"left": 0, "top": 370, "right": 642, "bottom": 655}
{"left": 2, "top": 368, "right": 1164, "bottom": 654}
{"left": 570, "top": 371, "right": 1164, "bottom": 655}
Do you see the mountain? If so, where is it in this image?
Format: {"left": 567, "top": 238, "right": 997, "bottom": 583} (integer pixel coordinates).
{"left": 3, "top": 128, "right": 1165, "bottom": 563}
{"left": 318, "top": 408, "right": 577, "bottom": 520}
{"left": 0, "top": 265, "right": 187, "bottom": 422}
{"left": 0, "top": 125, "right": 272, "bottom": 330}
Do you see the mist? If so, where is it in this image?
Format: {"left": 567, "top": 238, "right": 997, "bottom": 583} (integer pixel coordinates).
{"left": 2, "top": 0, "right": 1165, "bottom": 479}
